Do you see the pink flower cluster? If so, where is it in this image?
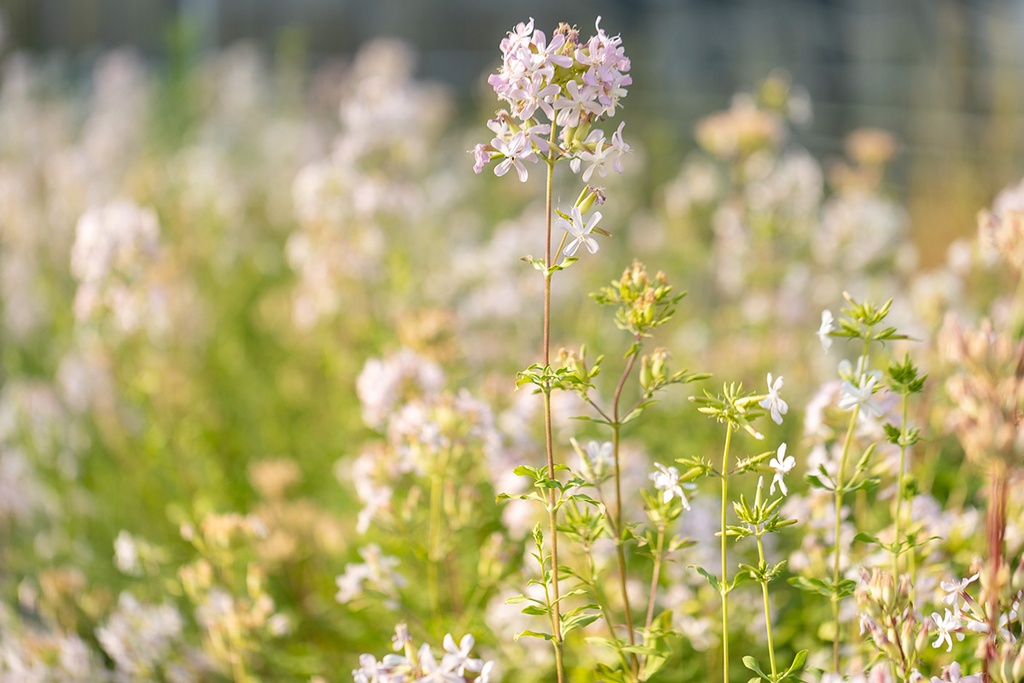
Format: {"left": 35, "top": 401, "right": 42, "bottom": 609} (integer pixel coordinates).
{"left": 472, "top": 17, "right": 631, "bottom": 183}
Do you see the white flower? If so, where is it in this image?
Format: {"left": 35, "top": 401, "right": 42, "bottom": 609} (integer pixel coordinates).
{"left": 769, "top": 443, "right": 795, "bottom": 496}
{"left": 569, "top": 122, "right": 630, "bottom": 183}
{"left": 492, "top": 132, "right": 537, "bottom": 182}
{"left": 818, "top": 310, "right": 835, "bottom": 352}
{"left": 557, "top": 206, "right": 602, "bottom": 257}
{"left": 478, "top": 660, "right": 496, "bottom": 683}
{"left": 758, "top": 373, "right": 788, "bottom": 425}
{"left": 940, "top": 573, "right": 979, "bottom": 614}
{"left": 931, "top": 661, "right": 983, "bottom": 683}
{"left": 838, "top": 371, "right": 883, "bottom": 417}
{"left": 553, "top": 79, "right": 602, "bottom": 128}
{"left": 113, "top": 531, "right": 142, "bottom": 576}
{"left": 930, "top": 608, "right": 964, "bottom": 652}
{"left": 441, "top": 633, "right": 483, "bottom": 675}
{"left": 578, "top": 440, "right": 613, "bottom": 482}
{"left": 417, "top": 642, "right": 462, "bottom": 682}
{"left": 650, "top": 462, "right": 694, "bottom": 509}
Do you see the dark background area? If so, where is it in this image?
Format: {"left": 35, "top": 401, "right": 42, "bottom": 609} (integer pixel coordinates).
{"left": 3, "top": 0, "right": 1023, "bottom": 260}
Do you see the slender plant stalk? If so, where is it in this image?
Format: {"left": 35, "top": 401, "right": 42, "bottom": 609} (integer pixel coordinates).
{"left": 611, "top": 339, "right": 642, "bottom": 677}
{"left": 427, "top": 447, "right": 452, "bottom": 621}
{"left": 427, "top": 466, "right": 442, "bottom": 617}
{"left": 586, "top": 545, "right": 635, "bottom": 674}
{"left": 832, "top": 403, "right": 860, "bottom": 672}
{"left": 720, "top": 423, "right": 734, "bottom": 683}
{"left": 983, "top": 462, "right": 1008, "bottom": 677}
{"left": 755, "top": 535, "right": 778, "bottom": 678}
{"left": 891, "top": 393, "right": 909, "bottom": 579}
{"left": 542, "top": 135, "right": 565, "bottom": 683}
{"left": 644, "top": 521, "right": 666, "bottom": 634}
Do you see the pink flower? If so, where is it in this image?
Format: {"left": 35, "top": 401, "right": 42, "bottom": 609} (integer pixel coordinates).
{"left": 492, "top": 132, "right": 537, "bottom": 182}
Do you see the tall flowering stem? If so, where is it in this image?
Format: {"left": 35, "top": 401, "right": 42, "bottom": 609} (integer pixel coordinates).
{"left": 476, "top": 17, "right": 633, "bottom": 680}
{"left": 586, "top": 264, "right": 699, "bottom": 678}
{"left": 884, "top": 355, "right": 925, "bottom": 585}
{"left": 815, "top": 293, "right": 909, "bottom": 673}
{"left": 541, "top": 143, "right": 566, "bottom": 682}
{"left": 729, "top": 476, "right": 804, "bottom": 682}
{"left": 830, "top": 400, "right": 860, "bottom": 671}
{"left": 690, "top": 378, "right": 787, "bottom": 683}
{"left": 719, "top": 423, "right": 734, "bottom": 682}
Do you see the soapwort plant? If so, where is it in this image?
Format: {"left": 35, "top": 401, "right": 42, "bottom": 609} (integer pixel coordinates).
{"left": 474, "top": 17, "right": 634, "bottom": 682}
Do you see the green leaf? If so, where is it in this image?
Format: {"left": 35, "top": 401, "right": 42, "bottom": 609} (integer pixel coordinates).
{"left": 785, "top": 649, "right": 808, "bottom": 676}
{"left": 788, "top": 576, "right": 831, "bottom": 597}
{"left": 742, "top": 655, "right": 767, "bottom": 679}
{"left": 561, "top": 613, "right": 599, "bottom": 635}
{"left": 691, "top": 566, "right": 721, "bottom": 593}
{"left": 514, "top": 630, "right": 553, "bottom": 642}
{"left": 853, "top": 532, "right": 879, "bottom": 546}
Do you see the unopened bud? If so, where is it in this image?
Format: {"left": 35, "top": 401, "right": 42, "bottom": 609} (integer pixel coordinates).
{"left": 639, "top": 355, "right": 651, "bottom": 391}
{"left": 650, "top": 347, "right": 669, "bottom": 384}
{"left": 576, "top": 185, "right": 604, "bottom": 214}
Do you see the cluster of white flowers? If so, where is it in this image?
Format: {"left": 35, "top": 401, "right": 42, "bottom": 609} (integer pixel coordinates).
{"left": 356, "top": 348, "right": 445, "bottom": 430}
{"left": 348, "top": 349, "right": 508, "bottom": 534}
{"left": 70, "top": 200, "right": 167, "bottom": 335}
{"left": 353, "top": 624, "right": 495, "bottom": 683}
{"left": 96, "top": 592, "right": 198, "bottom": 683}
{"left": 287, "top": 40, "right": 453, "bottom": 329}
{"left": 473, "top": 17, "right": 631, "bottom": 185}
{"left": 335, "top": 544, "right": 407, "bottom": 610}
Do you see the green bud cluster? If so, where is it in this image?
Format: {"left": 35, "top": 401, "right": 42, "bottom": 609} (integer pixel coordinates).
{"left": 592, "top": 260, "right": 683, "bottom": 337}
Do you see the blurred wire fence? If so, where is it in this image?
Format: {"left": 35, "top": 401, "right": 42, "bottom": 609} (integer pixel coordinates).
{"left": 2, "top": 0, "right": 1023, "bottom": 261}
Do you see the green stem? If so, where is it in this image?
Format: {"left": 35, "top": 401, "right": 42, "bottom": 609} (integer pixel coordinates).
{"left": 756, "top": 535, "right": 778, "bottom": 679}
{"left": 832, "top": 402, "right": 860, "bottom": 673}
{"left": 720, "top": 423, "right": 734, "bottom": 683}
{"left": 587, "top": 547, "right": 635, "bottom": 674}
{"left": 644, "top": 522, "right": 666, "bottom": 634}
{"left": 891, "top": 392, "right": 909, "bottom": 580}
{"left": 428, "top": 467, "right": 442, "bottom": 617}
{"left": 612, "top": 425, "right": 639, "bottom": 679}
{"left": 542, "top": 132, "right": 565, "bottom": 683}
{"left": 427, "top": 448, "right": 451, "bottom": 624}
{"left": 611, "top": 340, "right": 641, "bottom": 678}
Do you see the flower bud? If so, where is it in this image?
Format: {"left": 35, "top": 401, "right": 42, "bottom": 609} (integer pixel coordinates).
{"left": 639, "top": 354, "right": 651, "bottom": 391}
{"left": 576, "top": 185, "right": 604, "bottom": 215}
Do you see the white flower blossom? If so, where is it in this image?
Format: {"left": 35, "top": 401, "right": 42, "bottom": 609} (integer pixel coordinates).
{"left": 838, "top": 370, "right": 884, "bottom": 417}
{"left": 650, "top": 462, "right": 694, "bottom": 509}
{"left": 818, "top": 309, "right": 835, "bottom": 351}
{"left": 759, "top": 373, "right": 788, "bottom": 425}
{"left": 769, "top": 443, "right": 795, "bottom": 496}
{"left": 557, "top": 206, "right": 602, "bottom": 257}
{"left": 930, "top": 608, "right": 964, "bottom": 652}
